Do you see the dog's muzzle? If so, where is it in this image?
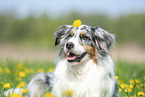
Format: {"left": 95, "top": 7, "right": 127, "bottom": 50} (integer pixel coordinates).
{"left": 67, "top": 52, "right": 87, "bottom": 63}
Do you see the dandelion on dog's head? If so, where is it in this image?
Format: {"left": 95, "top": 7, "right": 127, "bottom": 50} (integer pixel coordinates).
{"left": 73, "top": 20, "right": 82, "bottom": 27}
{"left": 3, "top": 83, "right": 10, "bottom": 88}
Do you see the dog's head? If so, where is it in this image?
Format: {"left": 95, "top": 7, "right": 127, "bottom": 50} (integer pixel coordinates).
{"left": 54, "top": 23, "right": 115, "bottom": 65}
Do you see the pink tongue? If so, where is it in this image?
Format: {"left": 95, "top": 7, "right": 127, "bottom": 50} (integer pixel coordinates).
{"left": 67, "top": 56, "right": 76, "bottom": 60}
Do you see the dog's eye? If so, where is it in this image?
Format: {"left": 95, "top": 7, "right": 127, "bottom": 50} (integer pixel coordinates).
{"left": 67, "top": 34, "right": 74, "bottom": 38}
{"left": 82, "top": 35, "right": 89, "bottom": 40}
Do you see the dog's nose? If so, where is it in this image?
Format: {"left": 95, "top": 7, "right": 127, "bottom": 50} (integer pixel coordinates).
{"left": 66, "top": 42, "right": 74, "bottom": 50}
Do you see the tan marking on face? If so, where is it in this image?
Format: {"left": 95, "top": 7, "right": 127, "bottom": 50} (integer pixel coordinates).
{"left": 83, "top": 45, "right": 97, "bottom": 64}
{"left": 81, "top": 32, "right": 86, "bottom": 35}
{"left": 71, "top": 31, "right": 75, "bottom": 34}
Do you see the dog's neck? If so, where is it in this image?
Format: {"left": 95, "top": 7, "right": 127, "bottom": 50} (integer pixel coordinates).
{"left": 66, "top": 59, "right": 96, "bottom": 79}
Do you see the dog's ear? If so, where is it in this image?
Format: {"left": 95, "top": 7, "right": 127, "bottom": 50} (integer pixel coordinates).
{"left": 54, "top": 25, "right": 72, "bottom": 46}
{"left": 91, "top": 27, "right": 115, "bottom": 53}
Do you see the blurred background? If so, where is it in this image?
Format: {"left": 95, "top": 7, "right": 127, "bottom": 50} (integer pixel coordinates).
{"left": 0, "top": 0, "right": 145, "bottom": 63}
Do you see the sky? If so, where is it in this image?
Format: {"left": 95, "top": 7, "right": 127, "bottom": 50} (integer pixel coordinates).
{"left": 0, "top": 0, "right": 145, "bottom": 18}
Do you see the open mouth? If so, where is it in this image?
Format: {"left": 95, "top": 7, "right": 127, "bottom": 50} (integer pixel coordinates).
{"left": 67, "top": 52, "right": 87, "bottom": 63}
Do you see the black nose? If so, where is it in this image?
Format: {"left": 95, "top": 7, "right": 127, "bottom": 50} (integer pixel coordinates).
{"left": 66, "top": 42, "right": 74, "bottom": 50}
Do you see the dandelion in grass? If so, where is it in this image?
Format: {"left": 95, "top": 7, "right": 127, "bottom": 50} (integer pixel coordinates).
{"left": 137, "top": 91, "right": 145, "bottom": 96}
{"left": 130, "top": 79, "right": 134, "bottom": 84}
{"left": 115, "top": 76, "right": 118, "bottom": 80}
{"left": 47, "top": 67, "right": 54, "bottom": 72}
{"left": 120, "top": 83, "right": 128, "bottom": 89}
{"left": 3, "top": 83, "right": 10, "bottom": 88}
{"left": 64, "top": 89, "right": 74, "bottom": 96}
{"left": 129, "top": 84, "right": 133, "bottom": 89}
{"left": 44, "top": 92, "right": 54, "bottom": 97}
{"left": 37, "top": 68, "right": 44, "bottom": 72}
{"left": 17, "top": 82, "right": 25, "bottom": 88}
{"left": 141, "top": 83, "right": 145, "bottom": 87}
{"left": 135, "top": 79, "right": 140, "bottom": 83}
{"left": 21, "top": 89, "right": 28, "bottom": 94}
{"left": 9, "top": 93, "right": 22, "bottom": 97}
{"left": 19, "top": 71, "right": 26, "bottom": 77}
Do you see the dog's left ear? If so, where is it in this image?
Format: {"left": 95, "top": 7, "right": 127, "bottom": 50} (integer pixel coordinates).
{"left": 54, "top": 25, "right": 72, "bottom": 46}
{"left": 91, "top": 27, "right": 115, "bottom": 53}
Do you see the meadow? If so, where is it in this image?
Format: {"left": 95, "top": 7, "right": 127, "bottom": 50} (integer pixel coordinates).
{"left": 0, "top": 60, "right": 145, "bottom": 97}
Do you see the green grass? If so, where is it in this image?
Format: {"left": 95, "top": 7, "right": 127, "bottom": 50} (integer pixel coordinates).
{"left": 0, "top": 60, "right": 145, "bottom": 97}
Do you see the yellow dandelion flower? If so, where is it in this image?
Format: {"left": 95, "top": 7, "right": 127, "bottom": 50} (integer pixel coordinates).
{"left": 19, "top": 71, "right": 26, "bottom": 77}
{"left": 135, "top": 85, "right": 139, "bottom": 89}
{"left": 5, "top": 68, "right": 12, "bottom": 74}
{"left": 17, "top": 82, "right": 25, "bottom": 88}
{"left": 21, "top": 89, "right": 28, "bottom": 94}
{"left": 9, "top": 93, "right": 23, "bottom": 97}
{"left": 48, "top": 67, "right": 54, "bottom": 73}
{"left": 64, "top": 89, "right": 74, "bottom": 96}
{"left": 17, "top": 63, "right": 24, "bottom": 70}
{"left": 120, "top": 84, "right": 128, "bottom": 89}
{"left": 135, "top": 79, "right": 140, "bottom": 83}
{"left": 129, "top": 84, "right": 133, "bottom": 89}
{"left": 127, "top": 88, "right": 132, "bottom": 92}
{"left": 124, "top": 89, "right": 128, "bottom": 92}
{"left": 73, "top": 20, "right": 82, "bottom": 27}
{"left": 0, "top": 66, "right": 3, "bottom": 73}
{"left": 44, "top": 92, "right": 54, "bottom": 97}
{"left": 115, "top": 76, "right": 118, "bottom": 80}
{"left": 141, "top": 83, "right": 145, "bottom": 87}
{"left": 137, "top": 91, "right": 145, "bottom": 96}
{"left": 3, "top": 83, "right": 10, "bottom": 88}
{"left": 144, "top": 76, "right": 145, "bottom": 80}
{"left": 119, "top": 88, "right": 122, "bottom": 91}
{"left": 37, "top": 68, "right": 44, "bottom": 72}
{"left": 130, "top": 79, "right": 134, "bottom": 84}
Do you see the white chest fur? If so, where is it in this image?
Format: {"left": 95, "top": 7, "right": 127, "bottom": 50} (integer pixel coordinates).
{"left": 52, "top": 56, "right": 116, "bottom": 97}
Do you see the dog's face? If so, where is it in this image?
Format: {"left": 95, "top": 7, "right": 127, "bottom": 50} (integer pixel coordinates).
{"left": 55, "top": 25, "right": 115, "bottom": 65}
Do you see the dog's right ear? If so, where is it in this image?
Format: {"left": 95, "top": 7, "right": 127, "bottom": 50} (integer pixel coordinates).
{"left": 54, "top": 25, "right": 72, "bottom": 46}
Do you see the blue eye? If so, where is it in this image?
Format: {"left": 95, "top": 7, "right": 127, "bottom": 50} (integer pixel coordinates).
{"left": 82, "top": 35, "right": 89, "bottom": 40}
{"left": 67, "top": 34, "right": 74, "bottom": 38}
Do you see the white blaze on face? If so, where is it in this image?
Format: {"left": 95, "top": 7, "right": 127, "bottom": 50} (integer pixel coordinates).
{"left": 64, "top": 25, "right": 86, "bottom": 55}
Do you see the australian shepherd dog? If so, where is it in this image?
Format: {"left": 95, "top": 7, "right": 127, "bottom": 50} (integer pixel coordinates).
{"left": 28, "top": 22, "right": 118, "bottom": 97}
